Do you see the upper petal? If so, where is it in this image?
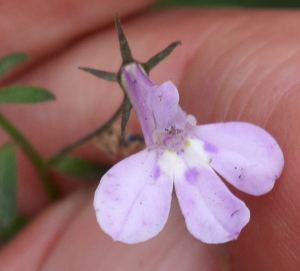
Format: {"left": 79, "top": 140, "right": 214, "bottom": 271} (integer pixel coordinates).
{"left": 174, "top": 160, "right": 250, "bottom": 244}
{"left": 193, "top": 122, "right": 284, "bottom": 195}
{"left": 146, "top": 81, "right": 195, "bottom": 142}
{"left": 147, "top": 81, "right": 180, "bottom": 131}
{"left": 120, "top": 63, "right": 156, "bottom": 146}
{"left": 94, "top": 148, "right": 173, "bottom": 244}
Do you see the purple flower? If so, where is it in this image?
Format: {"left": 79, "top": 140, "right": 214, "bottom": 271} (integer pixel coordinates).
{"left": 94, "top": 63, "right": 284, "bottom": 244}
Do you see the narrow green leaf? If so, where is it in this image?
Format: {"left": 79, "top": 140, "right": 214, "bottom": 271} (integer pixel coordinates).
{"left": 0, "top": 143, "right": 17, "bottom": 227}
{"left": 0, "top": 216, "right": 29, "bottom": 242}
{"left": 54, "top": 156, "right": 108, "bottom": 180}
{"left": 0, "top": 53, "right": 28, "bottom": 78}
{"left": 0, "top": 111, "right": 60, "bottom": 201}
{"left": 142, "top": 41, "right": 181, "bottom": 74}
{"left": 0, "top": 86, "right": 55, "bottom": 103}
{"left": 78, "top": 67, "right": 118, "bottom": 82}
{"left": 115, "top": 14, "right": 134, "bottom": 64}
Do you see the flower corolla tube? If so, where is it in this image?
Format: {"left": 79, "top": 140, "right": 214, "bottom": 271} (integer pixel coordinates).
{"left": 93, "top": 62, "right": 284, "bottom": 244}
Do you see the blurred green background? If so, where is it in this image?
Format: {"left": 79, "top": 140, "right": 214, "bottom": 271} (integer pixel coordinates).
{"left": 157, "top": 0, "right": 300, "bottom": 8}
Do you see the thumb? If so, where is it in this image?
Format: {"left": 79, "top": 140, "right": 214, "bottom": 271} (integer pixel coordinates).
{"left": 179, "top": 8, "right": 300, "bottom": 271}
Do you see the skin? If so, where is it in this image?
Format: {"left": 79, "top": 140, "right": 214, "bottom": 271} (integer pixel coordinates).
{"left": 0, "top": 1, "right": 299, "bottom": 270}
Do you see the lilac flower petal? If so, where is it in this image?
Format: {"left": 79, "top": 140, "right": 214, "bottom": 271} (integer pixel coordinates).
{"left": 175, "top": 163, "right": 250, "bottom": 244}
{"left": 147, "top": 81, "right": 179, "bottom": 129}
{"left": 147, "top": 81, "right": 189, "bottom": 141}
{"left": 121, "top": 63, "right": 156, "bottom": 146}
{"left": 193, "top": 122, "right": 284, "bottom": 195}
{"left": 94, "top": 148, "right": 173, "bottom": 244}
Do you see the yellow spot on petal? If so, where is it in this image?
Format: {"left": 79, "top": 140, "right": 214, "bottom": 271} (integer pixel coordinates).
{"left": 184, "top": 141, "right": 191, "bottom": 147}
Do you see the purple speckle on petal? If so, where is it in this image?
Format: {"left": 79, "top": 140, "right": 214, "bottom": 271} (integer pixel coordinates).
{"left": 154, "top": 166, "right": 161, "bottom": 179}
{"left": 204, "top": 142, "right": 218, "bottom": 154}
{"left": 185, "top": 168, "right": 199, "bottom": 184}
{"left": 231, "top": 210, "right": 239, "bottom": 217}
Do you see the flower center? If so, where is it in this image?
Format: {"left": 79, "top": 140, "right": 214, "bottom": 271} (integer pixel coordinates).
{"left": 155, "top": 127, "right": 186, "bottom": 153}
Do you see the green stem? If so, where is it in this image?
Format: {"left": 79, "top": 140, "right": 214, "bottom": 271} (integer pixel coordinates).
{"left": 0, "top": 111, "right": 59, "bottom": 201}
{"left": 47, "top": 105, "right": 123, "bottom": 167}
